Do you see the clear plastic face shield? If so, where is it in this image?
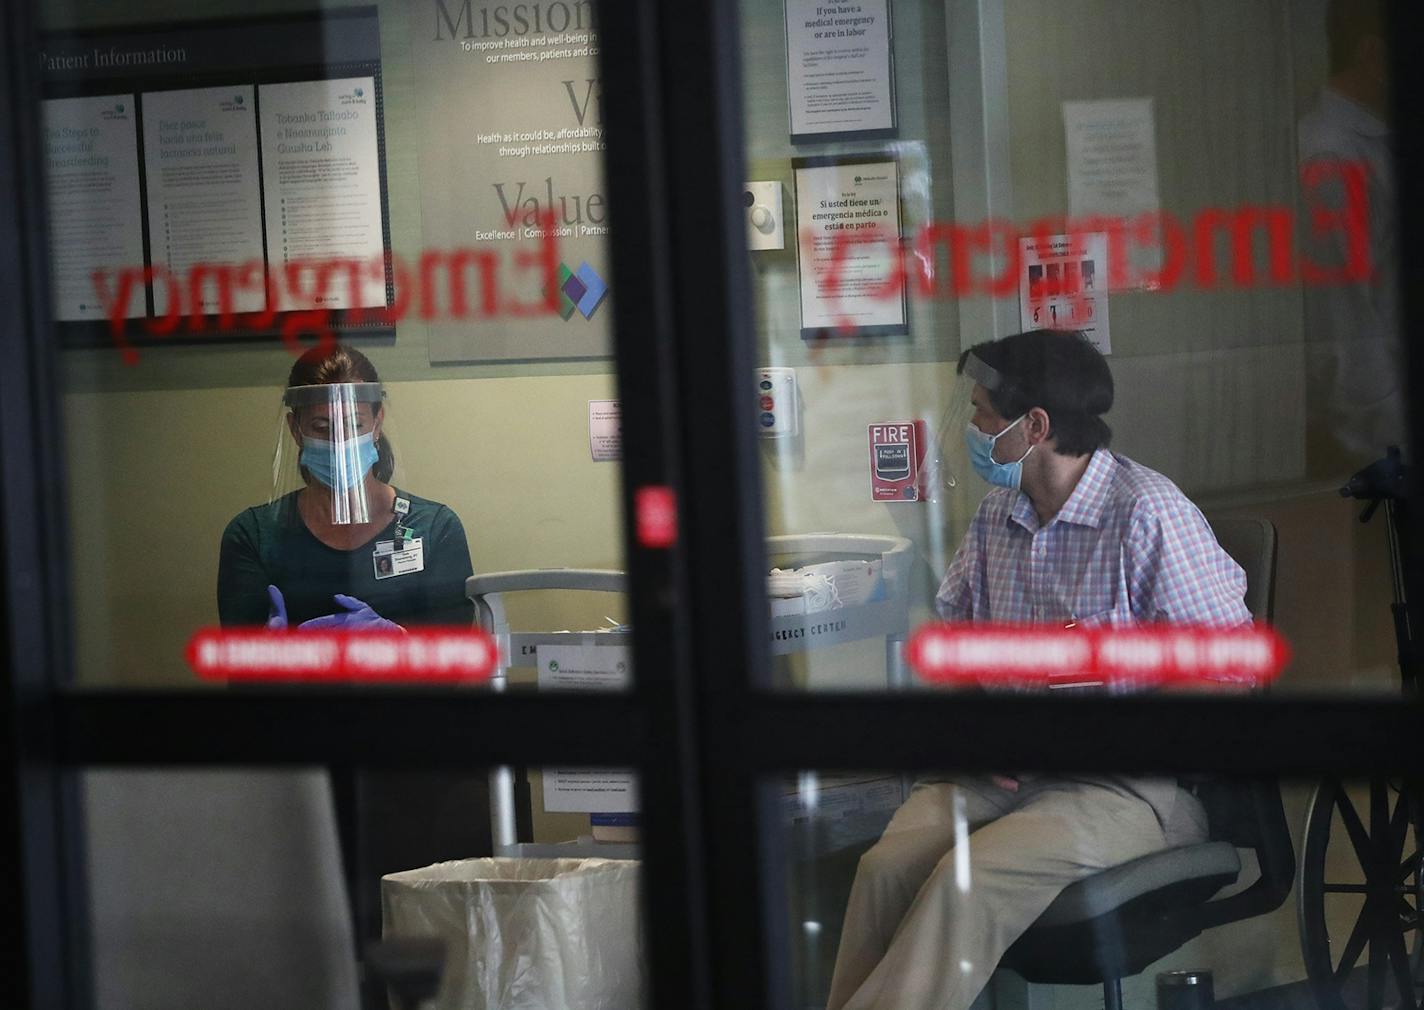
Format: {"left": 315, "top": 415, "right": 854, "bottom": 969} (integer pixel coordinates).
{"left": 272, "top": 382, "right": 391, "bottom": 525}
{"left": 924, "top": 352, "right": 1004, "bottom": 496}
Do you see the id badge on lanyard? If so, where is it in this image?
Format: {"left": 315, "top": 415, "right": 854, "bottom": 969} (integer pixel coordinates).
{"left": 373, "top": 496, "right": 425, "bottom": 579}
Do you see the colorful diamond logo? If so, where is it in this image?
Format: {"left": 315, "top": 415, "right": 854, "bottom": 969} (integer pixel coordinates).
{"left": 555, "top": 264, "right": 578, "bottom": 320}
{"left": 561, "top": 271, "right": 588, "bottom": 306}
{"left": 553, "top": 262, "right": 609, "bottom": 320}
{"left": 573, "top": 262, "right": 607, "bottom": 319}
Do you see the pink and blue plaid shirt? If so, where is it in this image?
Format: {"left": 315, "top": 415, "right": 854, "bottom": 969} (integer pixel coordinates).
{"left": 935, "top": 449, "right": 1250, "bottom": 629}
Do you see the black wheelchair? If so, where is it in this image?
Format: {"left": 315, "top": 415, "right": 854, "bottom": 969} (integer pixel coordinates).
{"left": 1298, "top": 449, "right": 1424, "bottom": 1010}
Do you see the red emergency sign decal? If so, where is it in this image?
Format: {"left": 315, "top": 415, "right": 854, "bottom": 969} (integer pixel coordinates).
{"left": 187, "top": 628, "right": 498, "bottom": 684}
{"left": 907, "top": 623, "right": 1291, "bottom": 689}
{"left": 635, "top": 485, "right": 678, "bottom": 548}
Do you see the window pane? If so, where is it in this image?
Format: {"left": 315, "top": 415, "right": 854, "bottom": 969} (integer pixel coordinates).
{"left": 772, "top": 769, "right": 1421, "bottom": 1010}
{"left": 80, "top": 765, "right": 644, "bottom": 1008}
{"left": 740, "top": 0, "right": 1409, "bottom": 695}
{"left": 34, "top": 0, "right": 631, "bottom": 689}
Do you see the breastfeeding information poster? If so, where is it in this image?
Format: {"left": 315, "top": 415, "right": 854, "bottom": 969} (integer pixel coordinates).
{"left": 42, "top": 95, "right": 146, "bottom": 321}
{"left": 537, "top": 643, "right": 637, "bottom": 813}
{"left": 142, "top": 85, "right": 265, "bottom": 315}
{"left": 794, "top": 156, "right": 907, "bottom": 338}
{"left": 408, "top": 0, "right": 611, "bottom": 362}
{"left": 784, "top": 0, "right": 896, "bottom": 141}
{"left": 1018, "top": 232, "right": 1112, "bottom": 354}
{"left": 259, "top": 78, "right": 387, "bottom": 310}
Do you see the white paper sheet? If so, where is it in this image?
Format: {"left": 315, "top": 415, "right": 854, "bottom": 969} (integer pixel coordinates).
{"left": 259, "top": 77, "right": 386, "bottom": 310}
{"left": 42, "top": 95, "right": 146, "bottom": 321}
{"left": 588, "top": 399, "right": 621, "bottom": 462}
{"left": 1063, "top": 98, "right": 1160, "bottom": 219}
{"left": 784, "top": 0, "right": 896, "bottom": 138}
{"left": 794, "top": 158, "right": 906, "bottom": 335}
{"left": 142, "top": 85, "right": 265, "bottom": 315}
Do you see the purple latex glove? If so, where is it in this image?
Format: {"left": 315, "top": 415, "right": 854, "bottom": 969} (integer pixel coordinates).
{"left": 299, "top": 594, "right": 404, "bottom": 632}
{"left": 266, "top": 585, "right": 288, "bottom": 630}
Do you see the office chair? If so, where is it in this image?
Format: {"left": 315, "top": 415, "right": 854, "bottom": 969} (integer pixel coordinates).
{"left": 999, "top": 517, "right": 1295, "bottom": 1010}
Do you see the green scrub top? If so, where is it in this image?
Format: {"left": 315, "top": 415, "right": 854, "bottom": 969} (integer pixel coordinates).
{"left": 217, "top": 489, "right": 474, "bottom": 628}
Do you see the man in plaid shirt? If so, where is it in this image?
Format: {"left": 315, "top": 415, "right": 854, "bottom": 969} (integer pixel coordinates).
{"left": 829, "top": 330, "right": 1252, "bottom": 1010}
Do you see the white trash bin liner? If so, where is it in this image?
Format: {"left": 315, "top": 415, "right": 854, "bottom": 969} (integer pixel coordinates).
{"left": 381, "top": 857, "right": 643, "bottom": 1010}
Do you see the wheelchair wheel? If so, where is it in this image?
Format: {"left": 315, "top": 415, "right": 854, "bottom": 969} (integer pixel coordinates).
{"left": 1298, "top": 777, "right": 1423, "bottom": 1010}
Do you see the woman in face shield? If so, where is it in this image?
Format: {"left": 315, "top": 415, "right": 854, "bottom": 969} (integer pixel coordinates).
{"left": 217, "top": 344, "right": 474, "bottom": 630}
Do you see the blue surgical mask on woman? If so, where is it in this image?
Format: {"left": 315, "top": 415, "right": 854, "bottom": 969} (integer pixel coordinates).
{"left": 301, "top": 433, "right": 379, "bottom": 490}
{"left": 964, "top": 415, "right": 1032, "bottom": 489}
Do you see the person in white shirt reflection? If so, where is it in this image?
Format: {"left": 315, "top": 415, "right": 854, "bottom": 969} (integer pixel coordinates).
{"left": 1298, "top": 0, "right": 1403, "bottom": 472}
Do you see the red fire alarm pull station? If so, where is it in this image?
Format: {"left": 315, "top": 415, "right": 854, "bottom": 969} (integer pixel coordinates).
{"left": 868, "top": 421, "right": 929, "bottom": 503}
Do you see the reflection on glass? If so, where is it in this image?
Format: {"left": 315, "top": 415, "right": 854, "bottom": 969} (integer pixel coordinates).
{"left": 779, "top": 771, "right": 1422, "bottom": 1010}
{"left": 1299, "top": 0, "right": 1400, "bottom": 476}
{"left": 744, "top": 0, "right": 1409, "bottom": 696}
{"left": 82, "top": 766, "right": 644, "bottom": 1009}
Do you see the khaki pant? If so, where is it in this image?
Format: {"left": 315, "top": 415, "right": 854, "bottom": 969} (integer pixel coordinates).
{"left": 827, "top": 775, "right": 1208, "bottom": 1010}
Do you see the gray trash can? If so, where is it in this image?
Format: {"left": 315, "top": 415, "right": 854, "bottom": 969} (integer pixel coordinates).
{"left": 382, "top": 858, "right": 643, "bottom": 1010}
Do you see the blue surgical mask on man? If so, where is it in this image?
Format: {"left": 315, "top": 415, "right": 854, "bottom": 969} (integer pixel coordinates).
{"left": 964, "top": 415, "right": 1032, "bottom": 489}
{"left": 301, "top": 433, "right": 379, "bottom": 490}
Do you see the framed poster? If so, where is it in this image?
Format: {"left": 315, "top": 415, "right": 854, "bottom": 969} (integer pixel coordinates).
{"left": 784, "top": 0, "right": 897, "bottom": 143}
{"left": 793, "top": 155, "right": 908, "bottom": 340}
{"left": 40, "top": 8, "right": 393, "bottom": 352}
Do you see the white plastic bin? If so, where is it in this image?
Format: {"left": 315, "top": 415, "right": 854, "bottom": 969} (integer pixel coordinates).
{"left": 381, "top": 858, "right": 642, "bottom": 1010}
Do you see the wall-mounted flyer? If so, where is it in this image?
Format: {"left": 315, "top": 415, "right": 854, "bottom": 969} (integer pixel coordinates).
{"left": 1063, "top": 98, "right": 1161, "bottom": 288}
{"left": 784, "top": 0, "right": 896, "bottom": 142}
{"left": 142, "top": 85, "right": 265, "bottom": 315}
{"left": 1018, "top": 232, "right": 1112, "bottom": 354}
{"left": 588, "top": 399, "right": 621, "bottom": 462}
{"left": 42, "top": 95, "right": 146, "bottom": 321}
{"left": 259, "top": 77, "right": 387, "bottom": 310}
{"left": 1063, "top": 98, "right": 1160, "bottom": 221}
{"left": 793, "top": 155, "right": 907, "bottom": 339}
